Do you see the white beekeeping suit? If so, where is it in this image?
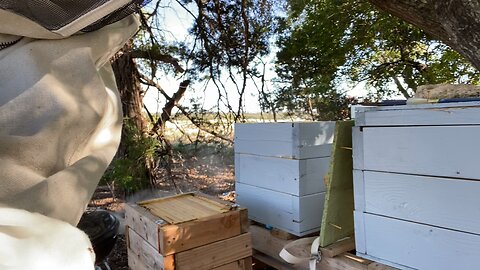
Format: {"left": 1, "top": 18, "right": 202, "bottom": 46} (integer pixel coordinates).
{"left": 0, "top": 1, "right": 141, "bottom": 269}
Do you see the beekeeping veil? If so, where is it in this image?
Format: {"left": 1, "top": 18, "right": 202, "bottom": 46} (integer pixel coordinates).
{"left": 0, "top": 1, "right": 141, "bottom": 268}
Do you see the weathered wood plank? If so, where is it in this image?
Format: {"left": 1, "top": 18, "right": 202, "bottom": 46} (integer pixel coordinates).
{"left": 125, "top": 203, "right": 161, "bottom": 251}
{"left": 160, "top": 210, "right": 242, "bottom": 255}
{"left": 320, "top": 120, "right": 355, "bottom": 247}
{"left": 236, "top": 183, "right": 324, "bottom": 236}
{"left": 250, "top": 225, "right": 291, "bottom": 262}
{"left": 128, "top": 248, "right": 149, "bottom": 270}
{"left": 235, "top": 154, "right": 330, "bottom": 196}
{"left": 361, "top": 213, "right": 480, "bottom": 270}
{"left": 363, "top": 171, "right": 480, "bottom": 235}
{"left": 174, "top": 233, "right": 252, "bottom": 270}
{"left": 319, "top": 253, "right": 371, "bottom": 270}
{"left": 239, "top": 208, "right": 250, "bottom": 234}
{"left": 212, "top": 258, "right": 252, "bottom": 270}
{"left": 139, "top": 193, "right": 230, "bottom": 225}
{"left": 320, "top": 237, "right": 356, "bottom": 258}
{"left": 355, "top": 102, "right": 480, "bottom": 127}
{"left": 362, "top": 126, "right": 480, "bottom": 180}
{"left": 250, "top": 225, "right": 383, "bottom": 270}
{"left": 127, "top": 227, "right": 172, "bottom": 270}
{"left": 253, "top": 250, "right": 305, "bottom": 270}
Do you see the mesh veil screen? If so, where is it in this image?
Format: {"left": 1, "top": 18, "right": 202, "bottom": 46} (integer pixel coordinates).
{"left": 0, "top": 0, "right": 148, "bottom": 31}
{"left": 82, "top": 0, "right": 148, "bottom": 32}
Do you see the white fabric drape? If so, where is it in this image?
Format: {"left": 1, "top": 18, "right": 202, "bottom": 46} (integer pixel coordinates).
{"left": 0, "top": 7, "right": 139, "bottom": 269}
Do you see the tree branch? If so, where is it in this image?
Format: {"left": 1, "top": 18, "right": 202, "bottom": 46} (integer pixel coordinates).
{"left": 369, "top": 0, "right": 480, "bottom": 70}
{"left": 132, "top": 49, "right": 185, "bottom": 73}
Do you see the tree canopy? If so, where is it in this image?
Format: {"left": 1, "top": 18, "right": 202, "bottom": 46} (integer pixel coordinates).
{"left": 274, "top": 0, "right": 480, "bottom": 119}
{"left": 107, "top": 0, "right": 480, "bottom": 192}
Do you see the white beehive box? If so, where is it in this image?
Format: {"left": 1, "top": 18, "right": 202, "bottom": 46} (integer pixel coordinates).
{"left": 235, "top": 122, "right": 335, "bottom": 236}
{"left": 234, "top": 122, "right": 334, "bottom": 159}
{"left": 353, "top": 102, "right": 480, "bottom": 270}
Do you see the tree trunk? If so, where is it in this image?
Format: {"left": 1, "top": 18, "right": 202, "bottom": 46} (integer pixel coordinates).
{"left": 112, "top": 43, "right": 147, "bottom": 137}
{"left": 369, "top": 0, "right": 480, "bottom": 70}
{"left": 110, "top": 42, "right": 154, "bottom": 190}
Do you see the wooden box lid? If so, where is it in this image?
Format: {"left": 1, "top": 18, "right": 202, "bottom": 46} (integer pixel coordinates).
{"left": 138, "top": 193, "right": 233, "bottom": 225}
{"left": 125, "top": 192, "right": 249, "bottom": 256}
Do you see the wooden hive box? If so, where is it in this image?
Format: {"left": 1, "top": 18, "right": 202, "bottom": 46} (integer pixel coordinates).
{"left": 125, "top": 193, "right": 252, "bottom": 270}
{"left": 353, "top": 102, "right": 480, "bottom": 270}
{"left": 234, "top": 122, "right": 335, "bottom": 236}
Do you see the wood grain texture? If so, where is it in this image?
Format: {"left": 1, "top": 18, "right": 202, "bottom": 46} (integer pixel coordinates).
{"left": 140, "top": 193, "right": 231, "bottom": 225}
{"left": 319, "top": 253, "right": 371, "bottom": 270}
{"left": 128, "top": 248, "right": 150, "bottom": 270}
{"left": 253, "top": 250, "right": 304, "bottom": 270}
{"left": 125, "top": 203, "right": 161, "bottom": 251}
{"left": 250, "top": 225, "right": 294, "bottom": 263}
{"left": 251, "top": 225, "right": 382, "bottom": 270}
{"left": 236, "top": 183, "right": 324, "bottom": 236}
{"left": 363, "top": 171, "right": 480, "bottom": 235}
{"left": 320, "top": 237, "right": 355, "bottom": 258}
{"left": 362, "top": 213, "right": 480, "bottom": 270}
{"left": 362, "top": 126, "right": 480, "bottom": 179}
{"left": 174, "top": 233, "right": 252, "bottom": 270}
{"left": 212, "top": 258, "right": 252, "bottom": 270}
{"left": 127, "top": 227, "right": 170, "bottom": 270}
{"left": 160, "top": 210, "right": 242, "bottom": 255}
{"left": 320, "top": 120, "right": 355, "bottom": 247}
{"left": 235, "top": 154, "right": 330, "bottom": 196}
{"left": 356, "top": 103, "right": 480, "bottom": 127}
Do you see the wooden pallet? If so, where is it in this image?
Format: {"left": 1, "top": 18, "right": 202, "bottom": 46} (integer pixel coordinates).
{"left": 250, "top": 224, "right": 397, "bottom": 270}
{"left": 125, "top": 192, "right": 252, "bottom": 270}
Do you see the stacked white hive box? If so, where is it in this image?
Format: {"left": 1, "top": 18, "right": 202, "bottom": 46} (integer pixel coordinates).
{"left": 353, "top": 102, "right": 480, "bottom": 270}
{"left": 235, "top": 122, "right": 335, "bottom": 236}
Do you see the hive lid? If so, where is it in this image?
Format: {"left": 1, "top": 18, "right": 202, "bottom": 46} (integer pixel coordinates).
{"left": 138, "top": 193, "right": 233, "bottom": 225}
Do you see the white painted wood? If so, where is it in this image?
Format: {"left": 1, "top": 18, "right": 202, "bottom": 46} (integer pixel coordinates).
{"left": 355, "top": 102, "right": 480, "bottom": 127}
{"left": 362, "top": 213, "right": 480, "bottom": 270}
{"left": 235, "top": 122, "right": 296, "bottom": 142}
{"left": 362, "top": 126, "right": 480, "bottom": 179}
{"left": 352, "top": 170, "right": 365, "bottom": 212}
{"left": 235, "top": 183, "right": 325, "bottom": 236}
{"left": 234, "top": 122, "right": 335, "bottom": 159}
{"left": 353, "top": 211, "right": 366, "bottom": 254}
{"left": 352, "top": 126, "right": 364, "bottom": 170}
{"left": 363, "top": 171, "right": 480, "bottom": 235}
{"left": 235, "top": 154, "right": 330, "bottom": 196}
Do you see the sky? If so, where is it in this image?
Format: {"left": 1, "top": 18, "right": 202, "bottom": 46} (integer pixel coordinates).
{"left": 141, "top": 1, "right": 388, "bottom": 115}
{"left": 142, "top": 1, "right": 269, "bottom": 114}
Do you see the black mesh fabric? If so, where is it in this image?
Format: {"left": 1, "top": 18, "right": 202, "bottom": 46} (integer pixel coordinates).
{"left": 0, "top": 0, "right": 109, "bottom": 31}
{"left": 0, "top": 0, "right": 149, "bottom": 31}
{"left": 81, "top": 0, "right": 149, "bottom": 32}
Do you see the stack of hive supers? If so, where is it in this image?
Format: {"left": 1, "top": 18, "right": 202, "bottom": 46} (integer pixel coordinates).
{"left": 125, "top": 193, "right": 252, "bottom": 270}
{"left": 235, "top": 122, "right": 336, "bottom": 236}
{"left": 353, "top": 102, "right": 480, "bottom": 270}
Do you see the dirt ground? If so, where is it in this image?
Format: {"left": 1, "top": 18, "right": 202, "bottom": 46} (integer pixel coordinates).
{"left": 87, "top": 145, "right": 240, "bottom": 270}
